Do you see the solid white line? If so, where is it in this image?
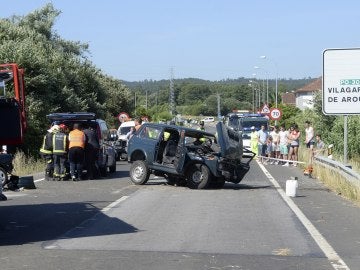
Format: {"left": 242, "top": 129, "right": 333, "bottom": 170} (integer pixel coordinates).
{"left": 101, "top": 196, "right": 129, "bottom": 213}
{"left": 34, "top": 178, "right": 44, "bottom": 183}
{"left": 257, "top": 161, "right": 350, "bottom": 270}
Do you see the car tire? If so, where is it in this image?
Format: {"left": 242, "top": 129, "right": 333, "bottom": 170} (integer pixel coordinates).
{"left": 186, "top": 164, "right": 211, "bottom": 189}
{"left": 0, "top": 167, "right": 8, "bottom": 187}
{"left": 130, "top": 160, "right": 150, "bottom": 185}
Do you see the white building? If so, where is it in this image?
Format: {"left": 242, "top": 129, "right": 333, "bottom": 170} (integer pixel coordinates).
{"left": 295, "top": 78, "right": 322, "bottom": 110}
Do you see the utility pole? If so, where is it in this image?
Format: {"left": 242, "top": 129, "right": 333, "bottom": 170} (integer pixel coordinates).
{"left": 217, "top": 92, "right": 221, "bottom": 120}
{"left": 169, "top": 67, "right": 175, "bottom": 117}
{"left": 145, "top": 90, "right": 148, "bottom": 110}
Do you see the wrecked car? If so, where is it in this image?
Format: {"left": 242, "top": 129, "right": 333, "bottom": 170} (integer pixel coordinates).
{"left": 127, "top": 122, "right": 255, "bottom": 189}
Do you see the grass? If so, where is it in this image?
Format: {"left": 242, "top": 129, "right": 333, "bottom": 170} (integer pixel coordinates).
{"left": 299, "top": 148, "right": 360, "bottom": 205}
{"left": 12, "top": 151, "right": 44, "bottom": 176}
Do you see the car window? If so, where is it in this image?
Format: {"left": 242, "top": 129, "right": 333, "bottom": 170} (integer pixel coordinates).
{"left": 120, "top": 126, "right": 132, "bottom": 135}
{"left": 139, "top": 126, "right": 162, "bottom": 140}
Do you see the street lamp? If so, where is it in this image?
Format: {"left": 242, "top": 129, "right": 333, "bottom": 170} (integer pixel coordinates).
{"left": 249, "top": 76, "right": 261, "bottom": 112}
{"left": 254, "top": 66, "right": 269, "bottom": 105}
{"left": 248, "top": 81, "right": 255, "bottom": 112}
{"left": 260, "top": 55, "right": 278, "bottom": 108}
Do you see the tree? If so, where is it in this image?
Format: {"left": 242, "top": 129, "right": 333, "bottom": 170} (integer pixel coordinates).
{"left": 0, "top": 4, "right": 132, "bottom": 155}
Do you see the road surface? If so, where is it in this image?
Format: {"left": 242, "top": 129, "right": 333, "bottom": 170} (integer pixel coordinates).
{"left": 1, "top": 159, "right": 359, "bottom": 270}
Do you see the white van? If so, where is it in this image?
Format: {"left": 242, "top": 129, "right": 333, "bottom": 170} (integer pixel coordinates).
{"left": 117, "top": 120, "right": 135, "bottom": 140}
{"left": 201, "top": 117, "right": 215, "bottom": 123}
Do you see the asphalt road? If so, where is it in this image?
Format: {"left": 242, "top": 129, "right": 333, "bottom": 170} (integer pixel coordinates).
{"left": 1, "top": 157, "right": 360, "bottom": 270}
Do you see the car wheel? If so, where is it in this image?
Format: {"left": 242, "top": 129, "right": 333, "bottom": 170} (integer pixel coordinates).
{"left": 130, "top": 160, "right": 150, "bottom": 185}
{"left": 0, "top": 167, "right": 8, "bottom": 187}
{"left": 186, "top": 164, "right": 211, "bottom": 189}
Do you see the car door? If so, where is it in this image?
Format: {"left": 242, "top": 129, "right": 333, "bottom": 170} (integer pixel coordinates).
{"left": 175, "top": 130, "right": 187, "bottom": 173}
{"left": 137, "top": 125, "right": 162, "bottom": 163}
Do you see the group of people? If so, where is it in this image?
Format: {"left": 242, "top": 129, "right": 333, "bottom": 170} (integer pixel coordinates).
{"left": 250, "top": 121, "right": 325, "bottom": 167}
{"left": 40, "top": 123, "right": 100, "bottom": 181}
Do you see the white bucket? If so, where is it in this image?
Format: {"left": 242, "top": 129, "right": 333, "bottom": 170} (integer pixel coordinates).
{"left": 286, "top": 179, "right": 298, "bottom": 197}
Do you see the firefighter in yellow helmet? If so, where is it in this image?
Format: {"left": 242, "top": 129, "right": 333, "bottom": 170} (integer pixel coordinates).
{"left": 40, "top": 125, "right": 59, "bottom": 181}
{"left": 52, "top": 124, "right": 69, "bottom": 181}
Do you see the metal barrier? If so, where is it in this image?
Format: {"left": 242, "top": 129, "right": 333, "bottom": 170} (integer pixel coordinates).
{"left": 313, "top": 155, "right": 360, "bottom": 187}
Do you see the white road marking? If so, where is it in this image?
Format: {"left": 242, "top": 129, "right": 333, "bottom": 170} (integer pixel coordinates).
{"left": 257, "top": 161, "right": 350, "bottom": 270}
{"left": 101, "top": 196, "right": 129, "bottom": 213}
{"left": 34, "top": 178, "right": 44, "bottom": 182}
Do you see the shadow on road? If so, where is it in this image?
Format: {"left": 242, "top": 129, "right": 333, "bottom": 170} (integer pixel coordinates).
{"left": 223, "top": 183, "right": 273, "bottom": 190}
{"left": 0, "top": 201, "right": 138, "bottom": 246}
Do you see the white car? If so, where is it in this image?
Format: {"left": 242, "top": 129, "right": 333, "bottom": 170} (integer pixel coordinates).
{"left": 201, "top": 117, "right": 215, "bottom": 122}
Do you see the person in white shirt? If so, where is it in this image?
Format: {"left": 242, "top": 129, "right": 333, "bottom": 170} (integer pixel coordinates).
{"left": 279, "top": 125, "right": 289, "bottom": 166}
{"left": 270, "top": 126, "right": 280, "bottom": 164}
{"left": 304, "top": 120, "right": 315, "bottom": 168}
{"left": 304, "top": 121, "right": 315, "bottom": 150}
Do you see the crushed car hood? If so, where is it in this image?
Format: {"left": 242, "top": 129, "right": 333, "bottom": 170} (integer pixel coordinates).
{"left": 216, "top": 122, "right": 243, "bottom": 160}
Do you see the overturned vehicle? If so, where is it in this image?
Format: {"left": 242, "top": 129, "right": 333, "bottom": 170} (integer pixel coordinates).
{"left": 127, "top": 122, "right": 255, "bottom": 189}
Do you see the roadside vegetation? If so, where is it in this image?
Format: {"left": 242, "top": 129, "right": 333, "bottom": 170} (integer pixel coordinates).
{"left": 299, "top": 149, "right": 360, "bottom": 205}
{"left": 12, "top": 151, "right": 44, "bottom": 176}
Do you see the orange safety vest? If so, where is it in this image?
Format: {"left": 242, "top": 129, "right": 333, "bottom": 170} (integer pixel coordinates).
{"left": 68, "top": 129, "right": 85, "bottom": 149}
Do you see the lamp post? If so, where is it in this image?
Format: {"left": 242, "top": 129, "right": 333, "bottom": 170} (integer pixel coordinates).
{"left": 260, "top": 55, "right": 278, "bottom": 108}
{"left": 248, "top": 81, "right": 255, "bottom": 112}
{"left": 249, "top": 76, "right": 261, "bottom": 112}
{"left": 254, "top": 66, "right": 269, "bottom": 105}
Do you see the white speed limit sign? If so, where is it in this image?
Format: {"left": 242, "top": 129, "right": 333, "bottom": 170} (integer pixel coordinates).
{"left": 269, "top": 108, "right": 282, "bottom": 121}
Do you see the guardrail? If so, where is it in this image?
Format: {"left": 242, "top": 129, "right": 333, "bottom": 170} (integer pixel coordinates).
{"left": 313, "top": 155, "right": 360, "bottom": 187}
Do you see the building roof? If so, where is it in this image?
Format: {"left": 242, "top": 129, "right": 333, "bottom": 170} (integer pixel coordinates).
{"left": 295, "top": 77, "right": 322, "bottom": 93}
{"left": 281, "top": 92, "right": 296, "bottom": 105}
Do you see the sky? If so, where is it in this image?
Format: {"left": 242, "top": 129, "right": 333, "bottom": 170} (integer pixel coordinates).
{"left": 2, "top": 0, "right": 360, "bottom": 82}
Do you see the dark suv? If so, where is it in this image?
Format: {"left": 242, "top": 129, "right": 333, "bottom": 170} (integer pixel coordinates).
{"left": 46, "top": 112, "right": 117, "bottom": 175}
{"left": 127, "top": 122, "right": 254, "bottom": 189}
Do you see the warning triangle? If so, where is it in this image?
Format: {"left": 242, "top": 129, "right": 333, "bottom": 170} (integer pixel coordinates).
{"left": 260, "top": 104, "right": 270, "bottom": 114}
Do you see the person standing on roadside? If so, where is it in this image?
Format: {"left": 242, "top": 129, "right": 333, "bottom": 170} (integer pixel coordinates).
{"left": 83, "top": 125, "right": 100, "bottom": 180}
{"left": 279, "top": 125, "right": 289, "bottom": 166}
{"left": 304, "top": 120, "right": 315, "bottom": 168}
{"left": 304, "top": 121, "right": 315, "bottom": 149}
{"left": 257, "top": 124, "right": 268, "bottom": 164}
{"left": 52, "top": 124, "right": 69, "bottom": 181}
{"left": 250, "top": 126, "right": 258, "bottom": 158}
{"left": 288, "top": 124, "right": 301, "bottom": 166}
{"left": 68, "top": 123, "right": 86, "bottom": 181}
{"left": 270, "top": 126, "right": 280, "bottom": 164}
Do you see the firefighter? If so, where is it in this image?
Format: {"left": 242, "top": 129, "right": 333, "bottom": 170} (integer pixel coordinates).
{"left": 52, "top": 124, "right": 69, "bottom": 181}
{"left": 68, "top": 123, "right": 86, "bottom": 181}
{"left": 40, "top": 125, "right": 59, "bottom": 181}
